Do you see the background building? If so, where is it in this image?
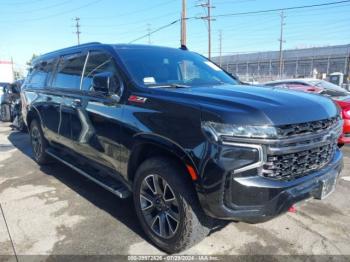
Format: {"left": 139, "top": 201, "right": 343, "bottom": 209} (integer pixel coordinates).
{"left": 0, "top": 60, "right": 14, "bottom": 84}
{"left": 213, "top": 44, "right": 350, "bottom": 85}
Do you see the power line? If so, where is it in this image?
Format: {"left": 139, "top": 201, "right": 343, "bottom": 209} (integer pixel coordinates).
{"left": 0, "top": 0, "right": 102, "bottom": 23}
{"left": 129, "top": 19, "right": 181, "bottom": 44}
{"left": 214, "top": 0, "right": 256, "bottom": 5}
{"left": 129, "top": 0, "right": 350, "bottom": 48}
{"left": 209, "top": 0, "right": 350, "bottom": 18}
{"left": 82, "top": 0, "right": 177, "bottom": 20}
{"left": 2, "top": 0, "right": 45, "bottom": 5}
{"left": 83, "top": 11, "right": 179, "bottom": 28}
{"left": 1, "top": 0, "right": 72, "bottom": 15}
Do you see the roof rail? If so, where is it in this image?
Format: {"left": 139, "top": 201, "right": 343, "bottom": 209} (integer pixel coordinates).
{"left": 76, "top": 42, "right": 101, "bottom": 47}
{"left": 34, "top": 42, "right": 102, "bottom": 63}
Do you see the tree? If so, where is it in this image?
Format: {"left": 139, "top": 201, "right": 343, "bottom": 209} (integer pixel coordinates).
{"left": 26, "top": 54, "right": 39, "bottom": 69}
{"left": 14, "top": 70, "right": 24, "bottom": 80}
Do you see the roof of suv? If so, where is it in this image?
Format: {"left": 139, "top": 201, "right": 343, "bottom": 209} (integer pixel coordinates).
{"left": 32, "top": 43, "right": 185, "bottom": 65}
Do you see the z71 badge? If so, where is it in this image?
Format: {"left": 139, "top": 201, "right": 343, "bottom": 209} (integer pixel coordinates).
{"left": 128, "top": 95, "right": 147, "bottom": 103}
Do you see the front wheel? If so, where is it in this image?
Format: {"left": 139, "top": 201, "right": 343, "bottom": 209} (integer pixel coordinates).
{"left": 133, "top": 157, "right": 210, "bottom": 253}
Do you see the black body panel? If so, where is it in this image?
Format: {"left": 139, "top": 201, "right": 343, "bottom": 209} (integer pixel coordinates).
{"left": 21, "top": 43, "right": 343, "bottom": 222}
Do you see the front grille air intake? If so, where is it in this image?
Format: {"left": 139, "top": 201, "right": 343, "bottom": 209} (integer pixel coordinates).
{"left": 277, "top": 116, "right": 339, "bottom": 138}
{"left": 262, "top": 143, "right": 336, "bottom": 181}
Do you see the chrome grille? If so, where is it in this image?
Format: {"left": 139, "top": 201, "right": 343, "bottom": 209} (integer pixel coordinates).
{"left": 277, "top": 117, "right": 339, "bottom": 137}
{"left": 262, "top": 143, "right": 336, "bottom": 181}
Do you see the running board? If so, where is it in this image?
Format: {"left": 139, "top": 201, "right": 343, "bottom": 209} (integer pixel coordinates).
{"left": 46, "top": 149, "right": 131, "bottom": 198}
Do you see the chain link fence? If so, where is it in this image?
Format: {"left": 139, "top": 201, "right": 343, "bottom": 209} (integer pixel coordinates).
{"left": 214, "top": 44, "right": 350, "bottom": 87}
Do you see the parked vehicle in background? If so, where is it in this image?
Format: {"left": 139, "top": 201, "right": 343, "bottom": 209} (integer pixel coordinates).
{"left": 22, "top": 43, "right": 343, "bottom": 253}
{"left": 10, "top": 80, "right": 26, "bottom": 131}
{"left": 265, "top": 78, "right": 350, "bottom": 146}
{"left": 0, "top": 84, "right": 6, "bottom": 107}
{"left": 1, "top": 84, "right": 12, "bottom": 122}
{"left": 0, "top": 82, "right": 21, "bottom": 122}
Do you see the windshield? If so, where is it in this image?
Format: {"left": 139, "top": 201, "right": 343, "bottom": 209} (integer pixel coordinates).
{"left": 309, "top": 80, "right": 349, "bottom": 97}
{"left": 116, "top": 47, "right": 238, "bottom": 87}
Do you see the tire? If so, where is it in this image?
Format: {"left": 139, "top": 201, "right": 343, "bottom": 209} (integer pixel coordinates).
{"left": 133, "top": 157, "right": 211, "bottom": 253}
{"left": 29, "top": 119, "right": 50, "bottom": 164}
{"left": 18, "top": 115, "right": 27, "bottom": 133}
{"left": 0, "top": 104, "right": 11, "bottom": 122}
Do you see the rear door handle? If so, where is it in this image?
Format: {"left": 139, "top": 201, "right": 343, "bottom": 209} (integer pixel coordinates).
{"left": 71, "top": 99, "right": 82, "bottom": 108}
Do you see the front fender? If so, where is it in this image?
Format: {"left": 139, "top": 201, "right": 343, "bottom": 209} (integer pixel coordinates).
{"left": 128, "top": 132, "right": 199, "bottom": 181}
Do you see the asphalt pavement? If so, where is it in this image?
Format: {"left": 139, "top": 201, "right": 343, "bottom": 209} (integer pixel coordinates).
{"left": 0, "top": 122, "right": 349, "bottom": 259}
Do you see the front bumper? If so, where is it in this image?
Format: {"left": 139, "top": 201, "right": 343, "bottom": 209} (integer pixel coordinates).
{"left": 198, "top": 148, "right": 343, "bottom": 223}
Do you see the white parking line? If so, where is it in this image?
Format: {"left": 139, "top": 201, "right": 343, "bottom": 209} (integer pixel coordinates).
{"left": 341, "top": 176, "right": 350, "bottom": 182}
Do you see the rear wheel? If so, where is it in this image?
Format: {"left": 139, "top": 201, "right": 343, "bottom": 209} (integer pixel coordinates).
{"left": 0, "top": 104, "right": 11, "bottom": 122}
{"left": 133, "top": 157, "right": 210, "bottom": 253}
{"left": 29, "top": 119, "right": 50, "bottom": 164}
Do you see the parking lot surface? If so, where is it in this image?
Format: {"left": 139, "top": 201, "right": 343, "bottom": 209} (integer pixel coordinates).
{"left": 0, "top": 122, "right": 350, "bottom": 257}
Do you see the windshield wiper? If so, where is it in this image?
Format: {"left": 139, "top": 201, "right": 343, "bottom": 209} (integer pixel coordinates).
{"left": 148, "top": 84, "right": 190, "bottom": 88}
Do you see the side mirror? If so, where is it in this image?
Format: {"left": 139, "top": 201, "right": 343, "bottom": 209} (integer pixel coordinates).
{"left": 92, "top": 72, "right": 113, "bottom": 94}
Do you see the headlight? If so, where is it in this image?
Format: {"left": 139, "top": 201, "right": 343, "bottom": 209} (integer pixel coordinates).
{"left": 202, "top": 121, "right": 279, "bottom": 140}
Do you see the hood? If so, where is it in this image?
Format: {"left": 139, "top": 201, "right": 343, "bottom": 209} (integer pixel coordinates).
{"left": 155, "top": 84, "right": 339, "bottom": 126}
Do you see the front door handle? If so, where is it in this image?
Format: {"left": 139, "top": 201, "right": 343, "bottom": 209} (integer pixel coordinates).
{"left": 71, "top": 99, "right": 82, "bottom": 108}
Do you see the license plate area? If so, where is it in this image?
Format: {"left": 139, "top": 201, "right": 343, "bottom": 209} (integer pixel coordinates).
{"left": 314, "top": 171, "right": 339, "bottom": 199}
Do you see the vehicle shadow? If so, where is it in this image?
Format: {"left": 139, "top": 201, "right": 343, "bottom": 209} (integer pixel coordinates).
{"left": 7, "top": 130, "right": 149, "bottom": 244}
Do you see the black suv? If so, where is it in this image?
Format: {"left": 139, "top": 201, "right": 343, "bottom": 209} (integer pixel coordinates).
{"left": 22, "top": 42, "right": 343, "bottom": 253}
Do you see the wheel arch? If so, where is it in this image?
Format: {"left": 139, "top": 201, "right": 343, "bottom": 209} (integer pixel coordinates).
{"left": 26, "top": 105, "right": 42, "bottom": 128}
{"left": 127, "top": 133, "right": 199, "bottom": 183}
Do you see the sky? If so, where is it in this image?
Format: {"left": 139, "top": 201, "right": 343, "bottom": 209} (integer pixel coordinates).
{"left": 0, "top": 0, "right": 349, "bottom": 75}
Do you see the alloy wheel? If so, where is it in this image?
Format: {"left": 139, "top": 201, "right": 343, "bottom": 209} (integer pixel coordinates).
{"left": 31, "top": 126, "right": 42, "bottom": 159}
{"left": 139, "top": 174, "right": 180, "bottom": 239}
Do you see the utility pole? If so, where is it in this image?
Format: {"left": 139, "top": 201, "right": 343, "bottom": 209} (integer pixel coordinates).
{"left": 75, "top": 17, "right": 81, "bottom": 45}
{"left": 11, "top": 57, "right": 14, "bottom": 81}
{"left": 147, "top": 23, "right": 152, "bottom": 44}
{"left": 181, "top": 0, "right": 187, "bottom": 47}
{"left": 278, "top": 11, "right": 286, "bottom": 78}
{"left": 219, "top": 30, "right": 222, "bottom": 67}
{"left": 197, "top": 0, "right": 215, "bottom": 60}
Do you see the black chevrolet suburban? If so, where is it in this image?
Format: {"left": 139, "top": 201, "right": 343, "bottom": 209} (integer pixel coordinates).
{"left": 22, "top": 42, "right": 343, "bottom": 253}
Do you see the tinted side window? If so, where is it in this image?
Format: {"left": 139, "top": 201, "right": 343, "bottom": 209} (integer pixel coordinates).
{"left": 26, "top": 60, "right": 55, "bottom": 89}
{"left": 82, "top": 51, "right": 119, "bottom": 91}
{"left": 52, "top": 53, "right": 86, "bottom": 90}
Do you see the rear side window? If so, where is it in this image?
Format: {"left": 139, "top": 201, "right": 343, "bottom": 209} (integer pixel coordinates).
{"left": 52, "top": 53, "right": 86, "bottom": 90}
{"left": 81, "top": 51, "right": 119, "bottom": 91}
{"left": 26, "top": 60, "right": 55, "bottom": 89}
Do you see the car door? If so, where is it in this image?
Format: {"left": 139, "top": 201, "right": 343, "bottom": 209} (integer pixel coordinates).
{"left": 68, "top": 50, "right": 124, "bottom": 174}
{"left": 25, "top": 58, "right": 62, "bottom": 142}
{"left": 50, "top": 52, "right": 87, "bottom": 147}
